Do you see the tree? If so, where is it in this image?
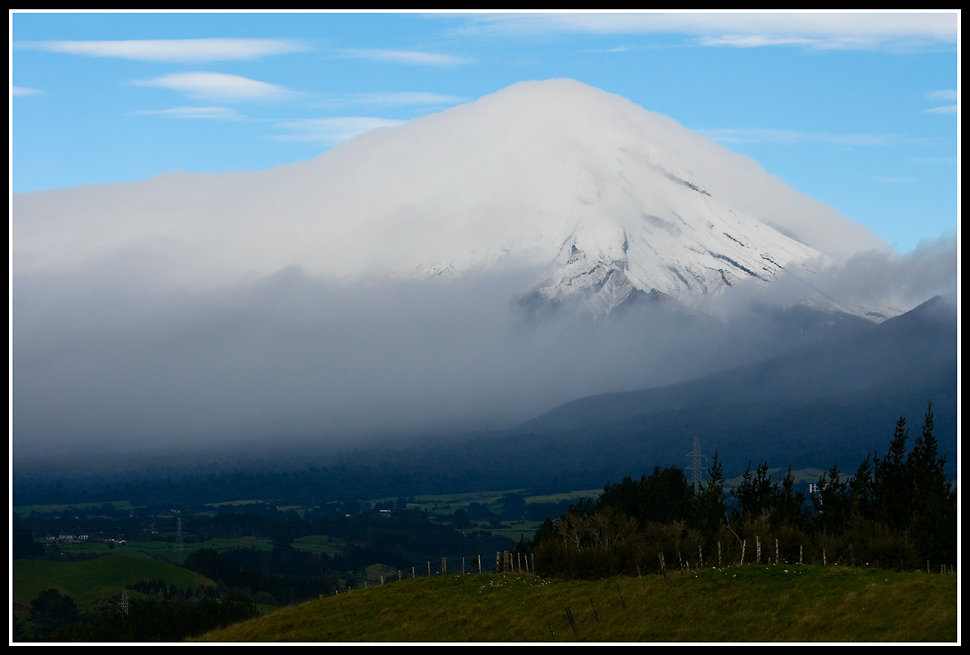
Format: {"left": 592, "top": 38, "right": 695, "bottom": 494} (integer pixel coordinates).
{"left": 599, "top": 466, "right": 694, "bottom": 526}
{"left": 905, "top": 401, "right": 955, "bottom": 564}
{"left": 813, "top": 460, "right": 852, "bottom": 533}
{"left": 695, "top": 451, "right": 727, "bottom": 538}
{"left": 29, "top": 588, "right": 79, "bottom": 639}
{"left": 730, "top": 461, "right": 777, "bottom": 521}
{"left": 872, "top": 415, "right": 911, "bottom": 530}
{"left": 848, "top": 454, "right": 875, "bottom": 520}
{"left": 500, "top": 493, "right": 527, "bottom": 520}
{"left": 450, "top": 508, "right": 470, "bottom": 530}
{"left": 13, "top": 516, "right": 43, "bottom": 559}
{"left": 775, "top": 464, "right": 809, "bottom": 530}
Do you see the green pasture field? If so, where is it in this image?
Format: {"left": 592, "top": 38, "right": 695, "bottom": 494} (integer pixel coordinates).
{"left": 292, "top": 535, "right": 346, "bottom": 557}
{"left": 196, "top": 564, "right": 957, "bottom": 643}
{"left": 206, "top": 500, "right": 268, "bottom": 507}
{"left": 14, "top": 500, "right": 140, "bottom": 516}
{"left": 194, "top": 537, "right": 276, "bottom": 552}
{"left": 13, "top": 555, "right": 215, "bottom": 612}
{"left": 524, "top": 489, "right": 602, "bottom": 505}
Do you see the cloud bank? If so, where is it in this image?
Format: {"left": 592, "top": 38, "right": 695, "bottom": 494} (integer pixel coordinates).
{"left": 13, "top": 235, "right": 955, "bottom": 462}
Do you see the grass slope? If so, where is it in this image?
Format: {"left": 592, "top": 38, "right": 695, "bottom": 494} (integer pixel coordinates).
{"left": 13, "top": 555, "right": 215, "bottom": 611}
{"left": 195, "top": 564, "right": 956, "bottom": 643}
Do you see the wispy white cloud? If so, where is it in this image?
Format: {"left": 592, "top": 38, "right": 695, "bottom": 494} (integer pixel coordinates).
{"left": 273, "top": 117, "right": 407, "bottom": 145}
{"left": 696, "top": 34, "right": 869, "bottom": 49}
{"left": 456, "top": 11, "right": 957, "bottom": 51}
{"left": 19, "top": 38, "right": 308, "bottom": 63}
{"left": 922, "top": 105, "right": 957, "bottom": 114}
{"left": 12, "top": 86, "right": 44, "bottom": 96}
{"left": 922, "top": 89, "right": 957, "bottom": 114}
{"left": 582, "top": 45, "right": 639, "bottom": 53}
{"left": 132, "top": 72, "right": 296, "bottom": 102}
{"left": 132, "top": 106, "right": 247, "bottom": 120}
{"left": 338, "top": 48, "right": 473, "bottom": 66}
{"left": 926, "top": 89, "right": 957, "bottom": 102}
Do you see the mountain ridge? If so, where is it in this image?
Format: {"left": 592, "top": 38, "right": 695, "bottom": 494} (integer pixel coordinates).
{"left": 520, "top": 295, "right": 956, "bottom": 434}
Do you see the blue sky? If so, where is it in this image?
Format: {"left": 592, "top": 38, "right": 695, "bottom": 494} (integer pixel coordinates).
{"left": 10, "top": 10, "right": 959, "bottom": 253}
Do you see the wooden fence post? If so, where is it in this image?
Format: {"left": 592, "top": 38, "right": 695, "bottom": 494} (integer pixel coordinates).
{"left": 565, "top": 607, "right": 577, "bottom": 634}
{"left": 442, "top": 557, "right": 447, "bottom": 576}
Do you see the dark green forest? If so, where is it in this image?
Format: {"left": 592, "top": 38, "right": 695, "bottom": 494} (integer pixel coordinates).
{"left": 533, "top": 402, "right": 956, "bottom": 579}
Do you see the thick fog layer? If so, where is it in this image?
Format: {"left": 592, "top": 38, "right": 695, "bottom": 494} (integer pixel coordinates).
{"left": 10, "top": 266, "right": 730, "bottom": 458}
{"left": 13, "top": 237, "right": 955, "bottom": 462}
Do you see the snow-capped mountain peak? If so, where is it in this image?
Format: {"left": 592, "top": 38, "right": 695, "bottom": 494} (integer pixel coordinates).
{"left": 14, "top": 78, "right": 897, "bottom": 318}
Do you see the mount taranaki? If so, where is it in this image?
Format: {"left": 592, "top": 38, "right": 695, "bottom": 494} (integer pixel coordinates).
{"left": 12, "top": 79, "right": 955, "bottom": 468}
{"left": 16, "top": 78, "right": 901, "bottom": 319}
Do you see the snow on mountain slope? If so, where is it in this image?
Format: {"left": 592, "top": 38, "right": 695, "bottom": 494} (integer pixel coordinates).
{"left": 13, "top": 79, "right": 893, "bottom": 317}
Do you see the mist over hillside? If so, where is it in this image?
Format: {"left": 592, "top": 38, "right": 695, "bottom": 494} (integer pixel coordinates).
{"left": 11, "top": 80, "right": 956, "bottom": 465}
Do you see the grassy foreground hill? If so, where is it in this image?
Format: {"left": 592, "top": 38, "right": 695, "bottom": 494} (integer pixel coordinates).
{"left": 195, "top": 564, "right": 956, "bottom": 642}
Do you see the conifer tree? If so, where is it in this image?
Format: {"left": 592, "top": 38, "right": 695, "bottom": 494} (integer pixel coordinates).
{"left": 872, "top": 415, "right": 911, "bottom": 530}
{"left": 776, "top": 463, "right": 809, "bottom": 530}
{"left": 813, "top": 460, "right": 852, "bottom": 533}
{"left": 906, "top": 401, "right": 955, "bottom": 564}
{"left": 696, "top": 451, "right": 726, "bottom": 538}
{"left": 730, "top": 461, "right": 777, "bottom": 521}
{"left": 848, "top": 454, "right": 874, "bottom": 520}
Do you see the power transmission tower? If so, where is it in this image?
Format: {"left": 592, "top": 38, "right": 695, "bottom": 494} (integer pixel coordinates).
{"left": 686, "top": 436, "right": 707, "bottom": 494}
{"left": 175, "top": 517, "right": 184, "bottom": 554}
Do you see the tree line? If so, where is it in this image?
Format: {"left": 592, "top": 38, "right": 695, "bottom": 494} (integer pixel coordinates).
{"left": 532, "top": 401, "right": 956, "bottom": 579}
